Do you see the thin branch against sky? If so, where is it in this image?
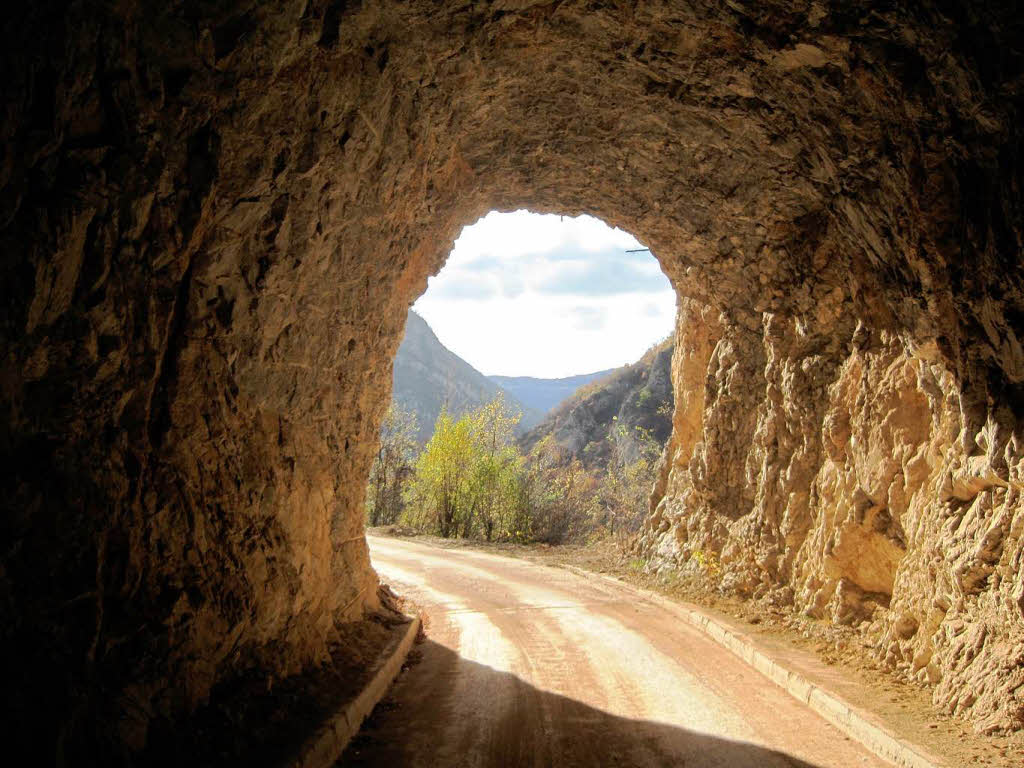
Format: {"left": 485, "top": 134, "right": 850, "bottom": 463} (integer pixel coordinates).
{"left": 413, "top": 211, "right": 676, "bottom": 378}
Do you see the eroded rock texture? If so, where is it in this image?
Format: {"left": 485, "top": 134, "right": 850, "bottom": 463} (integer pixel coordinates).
{"left": 1, "top": 0, "right": 1021, "bottom": 760}
{"left": 638, "top": 299, "right": 1024, "bottom": 733}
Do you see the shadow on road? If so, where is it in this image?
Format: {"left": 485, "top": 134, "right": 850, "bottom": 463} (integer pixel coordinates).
{"left": 342, "top": 639, "right": 825, "bottom": 767}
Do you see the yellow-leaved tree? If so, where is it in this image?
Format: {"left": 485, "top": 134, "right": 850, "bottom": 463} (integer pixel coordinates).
{"left": 404, "top": 395, "right": 527, "bottom": 540}
{"left": 466, "top": 395, "right": 523, "bottom": 541}
{"left": 405, "top": 406, "right": 474, "bottom": 537}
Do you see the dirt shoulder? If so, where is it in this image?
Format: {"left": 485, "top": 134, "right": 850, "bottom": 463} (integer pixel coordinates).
{"left": 141, "top": 587, "right": 412, "bottom": 767}
{"left": 368, "top": 528, "right": 1022, "bottom": 768}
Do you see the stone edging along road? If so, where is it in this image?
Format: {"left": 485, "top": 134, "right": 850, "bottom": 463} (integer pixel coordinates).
{"left": 291, "top": 614, "right": 422, "bottom": 768}
{"left": 557, "top": 564, "right": 945, "bottom": 768}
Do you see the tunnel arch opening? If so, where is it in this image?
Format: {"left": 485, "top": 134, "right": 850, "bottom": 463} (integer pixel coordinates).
{"left": 377, "top": 208, "right": 677, "bottom": 541}
{"left": 413, "top": 209, "right": 675, "bottom": 379}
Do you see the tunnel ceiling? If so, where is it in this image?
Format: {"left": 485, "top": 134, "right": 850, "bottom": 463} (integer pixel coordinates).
{"left": 1, "top": 0, "right": 1022, "bottom": 761}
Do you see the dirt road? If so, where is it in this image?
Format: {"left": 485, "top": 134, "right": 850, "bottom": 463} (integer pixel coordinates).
{"left": 343, "top": 536, "right": 890, "bottom": 767}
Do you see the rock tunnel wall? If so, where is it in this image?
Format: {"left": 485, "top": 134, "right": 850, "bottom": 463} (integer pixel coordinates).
{"left": 0, "top": 0, "right": 1021, "bottom": 760}
{"left": 636, "top": 297, "right": 1024, "bottom": 733}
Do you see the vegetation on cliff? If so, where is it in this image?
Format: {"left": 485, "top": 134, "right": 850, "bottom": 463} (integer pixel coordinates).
{"left": 520, "top": 337, "right": 674, "bottom": 469}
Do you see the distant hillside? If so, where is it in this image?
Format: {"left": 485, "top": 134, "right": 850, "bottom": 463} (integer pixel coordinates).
{"left": 488, "top": 369, "right": 615, "bottom": 414}
{"left": 519, "top": 340, "right": 674, "bottom": 468}
{"left": 392, "top": 311, "right": 543, "bottom": 442}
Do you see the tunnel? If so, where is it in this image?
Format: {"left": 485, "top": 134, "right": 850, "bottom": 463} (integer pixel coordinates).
{"left": 1, "top": 0, "right": 1022, "bottom": 763}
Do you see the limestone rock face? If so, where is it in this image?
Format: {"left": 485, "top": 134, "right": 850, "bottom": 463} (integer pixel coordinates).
{"left": 637, "top": 299, "right": 1024, "bottom": 733}
{"left": 1, "top": 0, "right": 1022, "bottom": 759}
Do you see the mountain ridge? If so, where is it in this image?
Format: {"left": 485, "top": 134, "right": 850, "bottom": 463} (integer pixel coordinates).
{"left": 393, "top": 311, "right": 673, "bottom": 452}
{"left": 519, "top": 339, "right": 674, "bottom": 468}
{"left": 392, "top": 311, "right": 543, "bottom": 442}
{"left": 488, "top": 369, "right": 616, "bottom": 414}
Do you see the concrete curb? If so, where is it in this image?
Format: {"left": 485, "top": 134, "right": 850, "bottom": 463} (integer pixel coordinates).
{"left": 292, "top": 614, "right": 421, "bottom": 768}
{"left": 558, "top": 565, "right": 944, "bottom": 768}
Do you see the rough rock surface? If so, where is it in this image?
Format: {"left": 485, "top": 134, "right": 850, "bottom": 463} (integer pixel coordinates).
{"left": 637, "top": 299, "right": 1024, "bottom": 734}
{"left": 1, "top": 0, "right": 1022, "bottom": 761}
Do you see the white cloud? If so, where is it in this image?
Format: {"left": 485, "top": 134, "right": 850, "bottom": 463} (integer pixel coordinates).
{"left": 566, "top": 305, "right": 609, "bottom": 331}
{"left": 413, "top": 210, "right": 676, "bottom": 377}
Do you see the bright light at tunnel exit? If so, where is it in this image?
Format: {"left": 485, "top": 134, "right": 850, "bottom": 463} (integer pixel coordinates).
{"left": 412, "top": 210, "right": 676, "bottom": 379}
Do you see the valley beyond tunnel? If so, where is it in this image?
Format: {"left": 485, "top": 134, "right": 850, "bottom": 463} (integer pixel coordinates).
{"left": 1, "top": 1, "right": 1022, "bottom": 762}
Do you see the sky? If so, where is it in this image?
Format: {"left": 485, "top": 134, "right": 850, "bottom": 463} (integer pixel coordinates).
{"left": 412, "top": 210, "right": 676, "bottom": 378}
